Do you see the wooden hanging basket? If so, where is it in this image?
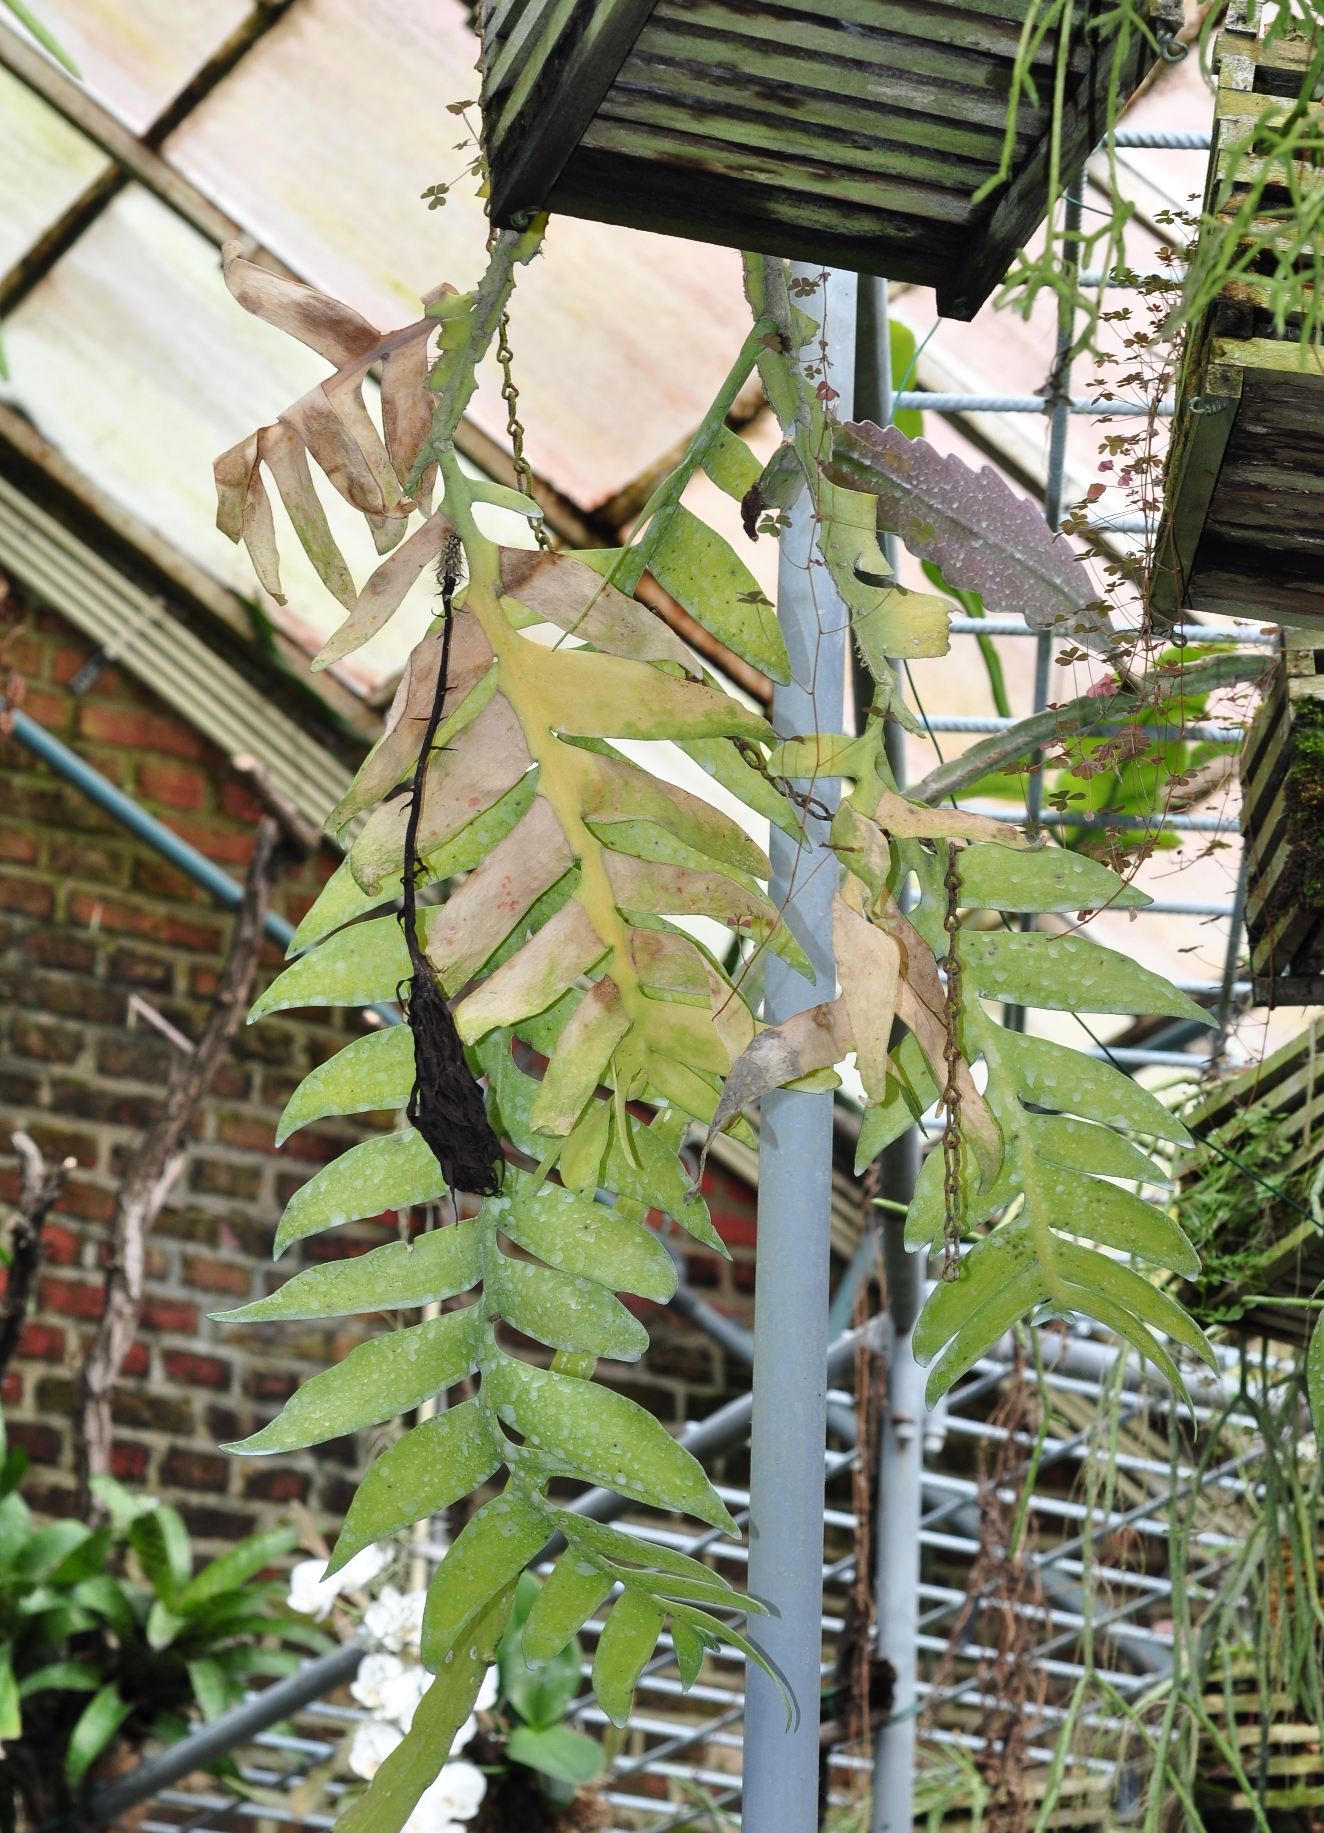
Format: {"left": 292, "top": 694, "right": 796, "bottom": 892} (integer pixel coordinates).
{"left": 1176, "top": 1014, "right": 1324, "bottom": 1342}
{"left": 1241, "top": 633, "right": 1324, "bottom": 1006}
{"left": 1153, "top": 9, "right": 1324, "bottom": 627}
{"left": 477, "top": 0, "right": 1179, "bottom": 321}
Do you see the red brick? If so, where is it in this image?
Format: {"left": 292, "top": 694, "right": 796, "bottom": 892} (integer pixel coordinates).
{"left": 49, "top": 838, "right": 124, "bottom": 885}
{"left": 139, "top": 1296, "right": 197, "bottom": 1333}
{"left": 0, "top": 828, "right": 37, "bottom": 864}
{"left": 244, "top": 1367, "right": 298, "bottom": 1403}
{"left": 1, "top": 1373, "right": 20, "bottom": 1406}
{"left": 20, "top": 688, "right": 71, "bottom": 733}
{"left": 137, "top": 763, "right": 208, "bottom": 812}
{"left": 10, "top": 1422, "right": 61, "bottom": 1464}
{"left": 7, "top": 635, "right": 45, "bottom": 677}
{"left": 16, "top": 1323, "right": 64, "bottom": 1361}
{"left": 121, "top": 1341, "right": 149, "bottom": 1377}
{"left": 24, "top": 1125, "right": 99, "bottom": 1168}
{"left": 110, "top": 1441, "right": 149, "bottom": 1481}
{"left": 40, "top": 1223, "right": 78, "bottom": 1266}
{"left": 244, "top": 1467, "right": 309, "bottom": 1503}
{"left": 219, "top": 779, "right": 265, "bottom": 823}
{"left": 161, "top": 1447, "right": 229, "bottom": 1493}
{"left": 163, "top": 1350, "right": 232, "bottom": 1391}
{"left": 182, "top": 1255, "right": 251, "bottom": 1298}
{"left": 39, "top": 1275, "right": 104, "bottom": 1319}
{"left": 78, "top": 703, "right": 205, "bottom": 760}
{"left": 25, "top": 930, "right": 96, "bottom": 973}
{"left": 10, "top": 1017, "right": 83, "bottom": 1063}
{"left": 105, "top": 946, "right": 174, "bottom": 991}
{"left": 66, "top": 892, "right": 222, "bottom": 955}
{"left": 166, "top": 821, "right": 255, "bottom": 868}
{"left": 56, "top": 1179, "right": 115, "bottom": 1223}
{"left": 0, "top": 874, "right": 52, "bottom": 917}
{"left": 214, "top": 1112, "right": 277, "bottom": 1155}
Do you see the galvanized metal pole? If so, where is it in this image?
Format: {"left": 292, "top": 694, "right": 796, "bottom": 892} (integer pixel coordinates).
{"left": 870, "top": 1139, "right": 924, "bottom": 1833}
{"left": 744, "top": 264, "right": 855, "bottom": 1833}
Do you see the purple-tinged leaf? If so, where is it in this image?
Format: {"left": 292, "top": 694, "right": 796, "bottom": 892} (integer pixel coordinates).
{"left": 827, "top": 422, "right": 1109, "bottom": 638}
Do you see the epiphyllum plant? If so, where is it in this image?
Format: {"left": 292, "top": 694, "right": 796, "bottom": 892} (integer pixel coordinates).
{"left": 211, "top": 222, "right": 1216, "bottom": 1833}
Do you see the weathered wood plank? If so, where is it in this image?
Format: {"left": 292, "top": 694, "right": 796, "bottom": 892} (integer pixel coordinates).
{"left": 615, "top": 44, "right": 1031, "bottom": 164}
{"left": 578, "top": 113, "right": 977, "bottom": 221}
{"left": 490, "top": 0, "right": 662, "bottom": 221}
{"left": 547, "top": 143, "right": 965, "bottom": 280}
{"left": 632, "top": 18, "right": 1049, "bottom": 135}
{"left": 636, "top": 9, "right": 1054, "bottom": 128}
{"left": 598, "top": 79, "right": 997, "bottom": 189}
{"left": 649, "top": 0, "right": 1087, "bottom": 84}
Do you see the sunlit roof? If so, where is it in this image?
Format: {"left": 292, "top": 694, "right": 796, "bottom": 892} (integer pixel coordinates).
{"left": 0, "top": 0, "right": 753, "bottom": 700}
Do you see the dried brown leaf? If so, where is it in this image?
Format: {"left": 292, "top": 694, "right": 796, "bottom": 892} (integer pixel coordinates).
{"left": 877, "top": 892, "right": 1002, "bottom": 1185}
{"left": 871, "top": 787, "right": 1033, "bottom": 852}
{"left": 316, "top": 512, "right": 458, "bottom": 671}
{"left": 425, "top": 795, "right": 573, "bottom": 993}
{"left": 703, "top": 1000, "right": 854, "bottom": 1150}
{"left": 499, "top": 549, "right": 697, "bottom": 670}
{"left": 257, "top": 422, "right": 357, "bottom": 609}
{"left": 327, "top": 609, "right": 493, "bottom": 830}
{"left": 455, "top": 899, "right": 609, "bottom": 1043}
{"left": 832, "top": 894, "right": 899, "bottom": 1103}
{"left": 348, "top": 693, "right": 532, "bottom": 887}
{"left": 214, "top": 432, "right": 257, "bottom": 543}
{"left": 222, "top": 242, "right": 380, "bottom": 365}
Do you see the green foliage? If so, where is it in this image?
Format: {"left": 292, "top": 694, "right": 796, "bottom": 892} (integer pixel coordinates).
{"left": 213, "top": 230, "right": 1212, "bottom": 1833}
{"left": 495, "top": 1572, "right": 602, "bottom": 1797}
{"left": 0, "top": 1455, "right": 321, "bottom": 1813}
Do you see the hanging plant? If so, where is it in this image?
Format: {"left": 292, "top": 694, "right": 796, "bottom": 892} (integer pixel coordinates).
{"left": 211, "top": 225, "right": 1215, "bottom": 1833}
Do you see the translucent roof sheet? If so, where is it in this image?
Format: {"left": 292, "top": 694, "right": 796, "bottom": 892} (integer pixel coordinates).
{"left": 8, "top": 0, "right": 252, "bottom": 132}
{"left": 0, "top": 63, "right": 108, "bottom": 275}
{"left": 0, "top": 0, "right": 755, "bottom": 699}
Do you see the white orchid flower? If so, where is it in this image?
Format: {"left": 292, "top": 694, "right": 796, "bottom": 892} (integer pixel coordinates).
{"left": 349, "top": 1652, "right": 405, "bottom": 1714}
{"left": 347, "top": 1717, "right": 403, "bottom": 1781}
{"left": 362, "top": 1584, "right": 427, "bottom": 1652}
{"left": 402, "top": 1760, "right": 487, "bottom": 1832}
{"left": 286, "top": 1544, "right": 389, "bottom": 1622}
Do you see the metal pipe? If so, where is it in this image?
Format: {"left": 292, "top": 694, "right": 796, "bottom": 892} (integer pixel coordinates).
{"left": 560, "top": 1319, "right": 883, "bottom": 1539}
{"left": 1, "top": 696, "right": 402, "bottom": 1023}
{"left": 891, "top": 393, "right": 1172, "bottom": 417}
{"left": 871, "top": 1139, "right": 924, "bottom": 1833}
{"left": 1212, "top": 847, "right": 1251, "bottom": 1057}
{"left": 947, "top": 617, "right": 1276, "bottom": 643}
{"left": 85, "top": 1642, "right": 367, "bottom": 1826}
{"left": 744, "top": 262, "right": 854, "bottom": 1833}
{"left": 958, "top": 805, "right": 1230, "bottom": 833}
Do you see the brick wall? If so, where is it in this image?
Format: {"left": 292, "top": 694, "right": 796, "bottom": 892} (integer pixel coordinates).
{"left": 0, "top": 584, "right": 761, "bottom": 1549}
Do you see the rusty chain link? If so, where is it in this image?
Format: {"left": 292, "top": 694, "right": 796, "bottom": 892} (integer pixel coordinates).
{"left": 941, "top": 842, "right": 966, "bottom": 1280}
{"left": 496, "top": 310, "right": 550, "bottom": 551}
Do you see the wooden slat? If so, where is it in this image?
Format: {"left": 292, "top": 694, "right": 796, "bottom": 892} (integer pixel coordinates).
{"left": 489, "top": 0, "right": 662, "bottom": 220}
{"left": 632, "top": 13, "right": 1050, "bottom": 135}
{"left": 546, "top": 143, "right": 968, "bottom": 282}
{"left": 579, "top": 114, "right": 978, "bottom": 221}
{"left": 649, "top": 0, "right": 1088, "bottom": 88}
{"left": 612, "top": 45, "right": 1026, "bottom": 168}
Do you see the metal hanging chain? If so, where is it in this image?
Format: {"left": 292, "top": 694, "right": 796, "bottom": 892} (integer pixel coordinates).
{"left": 495, "top": 309, "right": 551, "bottom": 551}
{"left": 941, "top": 842, "right": 966, "bottom": 1281}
